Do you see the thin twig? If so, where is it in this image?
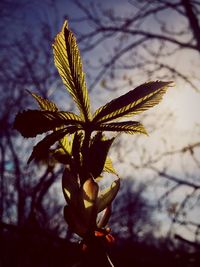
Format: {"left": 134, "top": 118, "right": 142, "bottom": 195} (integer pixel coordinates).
{"left": 106, "top": 253, "right": 115, "bottom": 267}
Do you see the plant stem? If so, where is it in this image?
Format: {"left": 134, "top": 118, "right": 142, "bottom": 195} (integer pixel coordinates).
{"left": 106, "top": 253, "right": 115, "bottom": 267}
{"left": 81, "top": 129, "right": 92, "bottom": 183}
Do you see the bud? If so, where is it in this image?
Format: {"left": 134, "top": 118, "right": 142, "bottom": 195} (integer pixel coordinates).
{"left": 97, "top": 179, "right": 120, "bottom": 212}
{"left": 62, "top": 169, "right": 120, "bottom": 243}
{"left": 81, "top": 177, "right": 99, "bottom": 229}
{"left": 62, "top": 167, "right": 79, "bottom": 208}
{"left": 64, "top": 205, "right": 88, "bottom": 237}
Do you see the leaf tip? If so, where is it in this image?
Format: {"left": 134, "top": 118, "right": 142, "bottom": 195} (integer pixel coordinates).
{"left": 27, "top": 151, "right": 34, "bottom": 164}
{"left": 168, "top": 81, "right": 175, "bottom": 87}
{"left": 63, "top": 20, "right": 69, "bottom": 30}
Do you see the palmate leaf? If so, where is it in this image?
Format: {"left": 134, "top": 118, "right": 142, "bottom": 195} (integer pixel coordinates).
{"left": 95, "top": 121, "right": 147, "bottom": 135}
{"left": 14, "top": 109, "right": 83, "bottom": 137}
{"left": 53, "top": 21, "right": 91, "bottom": 122}
{"left": 92, "top": 81, "right": 173, "bottom": 123}
{"left": 28, "top": 126, "right": 77, "bottom": 164}
{"left": 26, "top": 90, "right": 58, "bottom": 111}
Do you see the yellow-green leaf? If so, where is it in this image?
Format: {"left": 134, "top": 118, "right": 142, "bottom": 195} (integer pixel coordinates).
{"left": 60, "top": 135, "right": 73, "bottom": 155}
{"left": 14, "top": 109, "right": 83, "bottom": 137}
{"left": 93, "top": 81, "right": 173, "bottom": 123}
{"left": 27, "top": 90, "right": 58, "bottom": 111}
{"left": 27, "top": 126, "right": 77, "bottom": 164}
{"left": 95, "top": 121, "right": 147, "bottom": 135}
{"left": 103, "top": 157, "right": 117, "bottom": 175}
{"left": 53, "top": 20, "right": 91, "bottom": 121}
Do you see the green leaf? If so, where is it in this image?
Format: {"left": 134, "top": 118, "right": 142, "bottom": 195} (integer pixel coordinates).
{"left": 26, "top": 90, "right": 58, "bottom": 111}
{"left": 14, "top": 109, "right": 82, "bottom": 137}
{"left": 27, "top": 126, "right": 77, "bottom": 164}
{"left": 60, "top": 135, "right": 72, "bottom": 155}
{"left": 93, "top": 81, "right": 173, "bottom": 123}
{"left": 59, "top": 132, "right": 84, "bottom": 172}
{"left": 103, "top": 157, "right": 117, "bottom": 175}
{"left": 53, "top": 20, "right": 91, "bottom": 121}
{"left": 88, "top": 133, "right": 115, "bottom": 178}
{"left": 95, "top": 121, "right": 147, "bottom": 135}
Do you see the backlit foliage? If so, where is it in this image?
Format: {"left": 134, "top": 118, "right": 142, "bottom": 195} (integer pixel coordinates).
{"left": 14, "top": 20, "right": 172, "bottom": 263}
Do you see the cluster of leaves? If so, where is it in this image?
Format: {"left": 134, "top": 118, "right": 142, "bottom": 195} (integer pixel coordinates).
{"left": 14, "top": 20, "right": 172, "bottom": 248}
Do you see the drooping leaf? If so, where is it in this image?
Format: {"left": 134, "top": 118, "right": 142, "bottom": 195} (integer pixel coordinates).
{"left": 88, "top": 133, "right": 115, "bottom": 178}
{"left": 97, "top": 206, "right": 112, "bottom": 228}
{"left": 71, "top": 132, "right": 83, "bottom": 169}
{"left": 60, "top": 135, "right": 72, "bottom": 155}
{"left": 26, "top": 90, "right": 58, "bottom": 111}
{"left": 95, "top": 121, "right": 147, "bottom": 135}
{"left": 93, "top": 81, "right": 173, "bottom": 123}
{"left": 103, "top": 157, "right": 117, "bottom": 175}
{"left": 58, "top": 132, "right": 83, "bottom": 171}
{"left": 62, "top": 167, "right": 79, "bottom": 207}
{"left": 53, "top": 20, "right": 91, "bottom": 121}
{"left": 97, "top": 179, "right": 120, "bottom": 213}
{"left": 53, "top": 148, "right": 71, "bottom": 164}
{"left": 14, "top": 109, "right": 82, "bottom": 137}
{"left": 27, "top": 126, "right": 77, "bottom": 164}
